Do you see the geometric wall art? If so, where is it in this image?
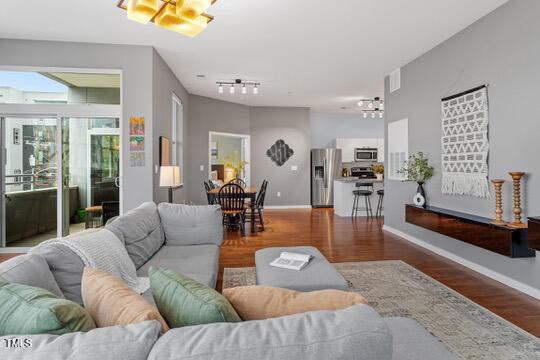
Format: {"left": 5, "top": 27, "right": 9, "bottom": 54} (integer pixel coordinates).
{"left": 266, "top": 139, "right": 294, "bottom": 166}
{"left": 441, "top": 85, "right": 490, "bottom": 198}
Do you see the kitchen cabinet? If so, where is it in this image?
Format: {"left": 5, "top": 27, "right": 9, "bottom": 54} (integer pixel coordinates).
{"left": 336, "top": 138, "right": 384, "bottom": 163}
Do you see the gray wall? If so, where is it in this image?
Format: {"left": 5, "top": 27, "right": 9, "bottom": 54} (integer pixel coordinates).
{"left": 250, "top": 107, "right": 311, "bottom": 206}
{"left": 0, "top": 39, "right": 154, "bottom": 212}
{"left": 311, "top": 112, "right": 384, "bottom": 148}
{"left": 384, "top": 0, "right": 540, "bottom": 291}
{"left": 186, "top": 95, "right": 250, "bottom": 205}
{"left": 152, "top": 50, "right": 190, "bottom": 204}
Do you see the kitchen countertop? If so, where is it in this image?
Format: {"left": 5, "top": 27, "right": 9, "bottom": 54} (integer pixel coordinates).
{"left": 335, "top": 177, "right": 384, "bottom": 183}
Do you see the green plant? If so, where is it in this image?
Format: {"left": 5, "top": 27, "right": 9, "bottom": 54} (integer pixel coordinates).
{"left": 399, "top": 152, "right": 434, "bottom": 183}
{"left": 222, "top": 150, "right": 248, "bottom": 177}
{"left": 373, "top": 163, "right": 384, "bottom": 175}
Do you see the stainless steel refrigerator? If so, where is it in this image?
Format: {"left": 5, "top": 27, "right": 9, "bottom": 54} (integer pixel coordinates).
{"left": 311, "top": 149, "right": 342, "bottom": 207}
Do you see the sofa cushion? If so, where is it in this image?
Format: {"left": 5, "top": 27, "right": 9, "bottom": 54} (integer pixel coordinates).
{"left": 0, "top": 254, "right": 64, "bottom": 298}
{"left": 106, "top": 202, "right": 165, "bottom": 269}
{"left": 223, "top": 285, "right": 368, "bottom": 320}
{"left": 157, "top": 203, "right": 223, "bottom": 246}
{"left": 29, "top": 243, "right": 86, "bottom": 305}
{"left": 137, "top": 245, "right": 220, "bottom": 288}
{"left": 0, "top": 320, "right": 161, "bottom": 360}
{"left": 0, "top": 282, "right": 95, "bottom": 336}
{"left": 81, "top": 268, "right": 169, "bottom": 333}
{"left": 148, "top": 304, "right": 393, "bottom": 360}
{"left": 149, "top": 266, "right": 241, "bottom": 328}
{"left": 384, "top": 317, "right": 456, "bottom": 360}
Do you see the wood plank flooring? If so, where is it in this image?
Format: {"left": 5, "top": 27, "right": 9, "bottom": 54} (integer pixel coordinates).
{"left": 218, "top": 209, "right": 540, "bottom": 337}
{"left": 1, "top": 208, "right": 539, "bottom": 336}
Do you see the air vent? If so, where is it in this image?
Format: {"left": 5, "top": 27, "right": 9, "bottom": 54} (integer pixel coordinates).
{"left": 389, "top": 68, "right": 401, "bottom": 93}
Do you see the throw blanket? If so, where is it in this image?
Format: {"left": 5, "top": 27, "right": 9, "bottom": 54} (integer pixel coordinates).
{"left": 34, "top": 229, "right": 149, "bottom": 294}
{"left": 441, "top": 85, "right": 490, "bottom": 198}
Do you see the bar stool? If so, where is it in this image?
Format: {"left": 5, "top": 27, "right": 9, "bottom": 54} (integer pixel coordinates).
{"left": 351, "top": 183, "right": 374, "bottom": 218}
{"left": 376, "top": 189, "right": 384, "bottom": 217}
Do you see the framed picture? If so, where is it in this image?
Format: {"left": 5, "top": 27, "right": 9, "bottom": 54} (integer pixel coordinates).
{"left": 210, "top": 141, "right": 218, "bottom": 160}
{"left": 160, "top": 136, "right": 171, "bottom": 166}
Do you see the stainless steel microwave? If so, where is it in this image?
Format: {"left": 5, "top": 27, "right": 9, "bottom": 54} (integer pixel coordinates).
{"left": 354, "top": 147, "right": 378, "bottom": 162}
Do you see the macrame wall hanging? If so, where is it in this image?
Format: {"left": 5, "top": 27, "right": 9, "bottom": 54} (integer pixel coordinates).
{"left": 441, "top": 85, "right": 490, "bottom": 198}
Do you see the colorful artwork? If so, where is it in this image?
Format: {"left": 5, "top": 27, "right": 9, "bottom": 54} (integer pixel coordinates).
{"left": 129, "top": 117, "right": 145, "bottom": 135}
{"left": 129, "top": 136, "right": 145, "bottom": 151}
{"left": 129, "top": 152, "right": 145, "bottom": 167}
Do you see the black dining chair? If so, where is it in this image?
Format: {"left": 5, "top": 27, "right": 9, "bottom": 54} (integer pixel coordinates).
{"left": 218, "top": 183, "right": 246, "bottom": 235}
{"left": 229, "top": 178, "right": 246, "bottom": 188}
{"left": 101, "top": 201, "right": 120, "bottom": 226}
{"left": 208, "top": 180, "right": 216, "bottom": 190}
{"left": 246, "top": 180, "right": 268, "bottom": 230}
{"left": 204, "top": 181, "right": 214, "bottom": 205}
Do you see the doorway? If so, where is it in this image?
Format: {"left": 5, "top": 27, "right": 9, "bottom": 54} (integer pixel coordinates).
{"left": 1, "top": 115, "right": 121, "bottom": 248}
{"left": 208, "top": 131, "right": 250, "bottom": 185}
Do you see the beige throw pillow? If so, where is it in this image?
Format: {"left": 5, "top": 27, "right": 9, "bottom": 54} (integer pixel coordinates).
{"left": 81, "top": 267, "right": 169, "bottom": 332}
{"left": 222, "top": 285, "right": 368, "bottom": 320}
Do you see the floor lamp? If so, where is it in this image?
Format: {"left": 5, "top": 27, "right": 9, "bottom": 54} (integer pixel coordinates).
{"left": 160, "top": 166, "right": 182, "bottom": 203}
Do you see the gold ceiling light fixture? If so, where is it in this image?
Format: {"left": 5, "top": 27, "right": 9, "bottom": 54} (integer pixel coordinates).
{"left": 117, "top": 0, "right": 217, "bottom": 37}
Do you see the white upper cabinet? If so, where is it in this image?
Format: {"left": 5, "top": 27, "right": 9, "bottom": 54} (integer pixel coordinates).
{"left": 336, "top": 138, "right": 385, "bottom": 163}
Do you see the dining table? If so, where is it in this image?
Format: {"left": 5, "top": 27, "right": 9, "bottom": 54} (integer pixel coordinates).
{"left": 208, "top": 186, "right": 258, "bottom": 233}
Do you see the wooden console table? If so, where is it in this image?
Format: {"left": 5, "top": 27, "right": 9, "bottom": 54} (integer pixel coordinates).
{"left": 405, "top": 205, "right": 535, "bottom": 258}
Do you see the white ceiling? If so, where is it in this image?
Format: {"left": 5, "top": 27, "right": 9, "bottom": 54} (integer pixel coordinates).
{"left": 0, "top": 0, "right": 509, "bottom": 112}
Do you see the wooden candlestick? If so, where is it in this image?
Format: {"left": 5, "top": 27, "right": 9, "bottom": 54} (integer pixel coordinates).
{"left": 508, "top": 172, "right": 527, "bottom": 229}
{"left": 490, "top": 179, "right": 507, "bottom": 225}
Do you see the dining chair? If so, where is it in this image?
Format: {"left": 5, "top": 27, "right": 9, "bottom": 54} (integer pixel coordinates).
{"left": 246, "top": 180, "right": 268, "bottom": 230}
{"left": 218, "top": 183, "right": 246, "bottom": 235}
{"left": 204, "top": 181, "right": 214, "bottom": 205}
{"left": 208, "top": 180, "right": 216, "bottom": 190}
{"left": 229, "top": 178, "right": 246, "bottom": 188}
{"left": 101, "top": 201, "right": 120, "bottom": 226}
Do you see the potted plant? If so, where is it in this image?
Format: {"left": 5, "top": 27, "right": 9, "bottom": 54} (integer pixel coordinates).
{"left": 373, "top": 163, "right": 384, "bottom": 181}
{"left": 222, "top": 150, "right": 248, "bottom": 182}
{"left": 399, "top": 152, "right": 434, "bottom": 208}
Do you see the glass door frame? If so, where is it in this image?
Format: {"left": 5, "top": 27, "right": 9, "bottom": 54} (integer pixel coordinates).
{"left": 0, "top": 103, "right": 122, "bottom": 251}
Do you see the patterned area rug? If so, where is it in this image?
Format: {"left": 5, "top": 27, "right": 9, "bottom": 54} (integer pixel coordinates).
{"left": 223, "top": 260, "right": 540, "bottom": 360}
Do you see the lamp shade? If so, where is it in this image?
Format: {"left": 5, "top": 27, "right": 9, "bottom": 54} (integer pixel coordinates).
{"left": 160, "top": 166, "right": 182, "bottom": 187}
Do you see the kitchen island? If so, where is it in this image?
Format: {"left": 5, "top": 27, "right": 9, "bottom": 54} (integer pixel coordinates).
{"left": 334, "top": 178, "right": 384, "bottom": 217}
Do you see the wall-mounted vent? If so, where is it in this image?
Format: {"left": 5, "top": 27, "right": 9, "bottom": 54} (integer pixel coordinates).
{"left": 387, "top": 118, "right": 408, "bottom": 181}
{"left": 389, "top": 68, "right": 401, "bottom": 93}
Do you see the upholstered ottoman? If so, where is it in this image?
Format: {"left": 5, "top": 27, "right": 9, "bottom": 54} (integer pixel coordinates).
{"left": 255, "top": 246, "right": 349, "bottom": 291}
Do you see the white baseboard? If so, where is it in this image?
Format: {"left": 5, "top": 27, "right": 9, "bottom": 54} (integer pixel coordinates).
{"left": 383, "top": 225, "right": 540, "bottom": 300}
{"left": 264, "top": 205, "right": 312, "bottom": 209}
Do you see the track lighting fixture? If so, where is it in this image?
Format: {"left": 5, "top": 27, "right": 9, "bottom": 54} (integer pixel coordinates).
{"left": 216, "top": 79, "right": 261, "bottom": 96}
{"left": 358, "top": 97, "right": 384, "bottom": 119}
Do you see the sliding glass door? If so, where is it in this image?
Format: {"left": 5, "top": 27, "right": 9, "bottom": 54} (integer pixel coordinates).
{"left": 1, "top": 116, "right": 59, "bottom": 247}
{"left": 1, "top": 115, "right": 121, "bottom": 247}
{"left": 61, "top": 118, "right": 120, "bottom": 235}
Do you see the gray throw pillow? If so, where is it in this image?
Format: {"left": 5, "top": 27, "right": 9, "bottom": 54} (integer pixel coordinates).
{"left": 0, "top": 254, "right": 64, "bottom": 298}
{"left": 30, "top": 243, "right": 85, "bottom": 305}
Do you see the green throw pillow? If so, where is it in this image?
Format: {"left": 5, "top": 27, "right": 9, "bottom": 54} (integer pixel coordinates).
{"left": 0, "top": 282, "right": 96, "bottom": 335}
{"left": 149, "top": 266, "right": 241, "bottom": 327}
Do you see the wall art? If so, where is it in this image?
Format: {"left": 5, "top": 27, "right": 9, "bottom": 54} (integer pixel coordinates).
{"left": 266, "top": 139, "right": 293, "bottom": 166}
{"left": 441, "top": 85, "right": 490, "bottom": 198}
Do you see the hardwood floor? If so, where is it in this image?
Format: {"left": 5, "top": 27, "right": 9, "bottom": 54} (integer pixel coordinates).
{"left": 219, "top": 208, "right": 540, "bottom": 337}
{"left": 1, "top": 208, "right": 539, "bottom": 336}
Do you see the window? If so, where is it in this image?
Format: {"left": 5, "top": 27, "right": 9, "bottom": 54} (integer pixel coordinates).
{"left": 172, "top": 94, "right": 183, "bottom": 177}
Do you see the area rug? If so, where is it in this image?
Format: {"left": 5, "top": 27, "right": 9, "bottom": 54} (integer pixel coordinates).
{"left": 223, "top": 260, "right": 540, "bottom": 360}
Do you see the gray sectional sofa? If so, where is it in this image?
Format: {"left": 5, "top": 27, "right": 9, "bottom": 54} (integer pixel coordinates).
{"left": 0, "top": 202, "right": 456, "bottom": 360}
